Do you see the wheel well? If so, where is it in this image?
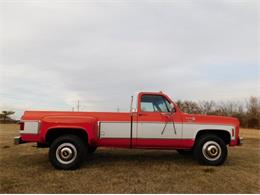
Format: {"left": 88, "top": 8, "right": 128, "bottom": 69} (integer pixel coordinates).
{"left": 195, "top": 130, "right": 231, "bottom": 145}
{"left": 45, "top": 128, "right": 88, "bottom": 146}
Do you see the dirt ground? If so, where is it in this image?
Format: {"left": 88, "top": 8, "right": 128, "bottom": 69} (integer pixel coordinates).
{"left": 0, "top": 124, "right": 259, "bottom": 193}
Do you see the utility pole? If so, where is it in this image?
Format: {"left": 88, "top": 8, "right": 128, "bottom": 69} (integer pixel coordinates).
{"left": 77, "top": 100, "right": 80, "bottom": 112}
{"left": 130, "top": 95, "right": 133, "bottom": 112}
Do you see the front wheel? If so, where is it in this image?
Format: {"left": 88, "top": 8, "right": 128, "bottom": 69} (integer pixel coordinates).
{"left": 193, "top": 134, "right": 227, "bottom": 166}
{"left": 49, "top": 135, "right": 87, "bottom": 170}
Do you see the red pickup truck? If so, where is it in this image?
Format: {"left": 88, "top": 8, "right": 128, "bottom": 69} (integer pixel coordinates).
{"left": 14, "top": 91, "right": 242, "bottom": 169}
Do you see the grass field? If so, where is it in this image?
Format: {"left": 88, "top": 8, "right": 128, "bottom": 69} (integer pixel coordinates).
{"left": 0, "top": 124, "right": 259, "bottom": 193}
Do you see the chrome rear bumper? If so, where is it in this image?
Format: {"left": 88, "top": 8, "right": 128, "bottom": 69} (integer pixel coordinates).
{"left": 14, "top": 136, "right": 24, "bottom": 145}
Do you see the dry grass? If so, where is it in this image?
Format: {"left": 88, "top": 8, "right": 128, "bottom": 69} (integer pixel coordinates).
{"left": 0, "top": 124, "right": 259, "bottom": 193}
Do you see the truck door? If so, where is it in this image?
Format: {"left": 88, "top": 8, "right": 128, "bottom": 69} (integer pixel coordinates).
{"left": 134, "top": 94, "right": 183, "bottom": 148}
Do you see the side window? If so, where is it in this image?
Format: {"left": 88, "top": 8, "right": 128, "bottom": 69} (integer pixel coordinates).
{"left": 141, "top": 95, "right": 171, "bottom": 112}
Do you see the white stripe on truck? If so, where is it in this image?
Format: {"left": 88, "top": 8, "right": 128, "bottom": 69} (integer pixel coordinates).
{"left": 99, "top": 122, "right": 131, "bottom": 138}
{"left": 99, "top": 121, "right": 235, "bottom": 140}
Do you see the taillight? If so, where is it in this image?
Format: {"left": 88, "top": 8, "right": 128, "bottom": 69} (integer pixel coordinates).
{"left": 19, "top": 122, "right": 24, "bottom": 131}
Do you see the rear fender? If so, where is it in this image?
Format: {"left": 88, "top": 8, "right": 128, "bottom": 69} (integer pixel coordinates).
{"left": 41, "top": 115, "right": 98, "bottom": 145}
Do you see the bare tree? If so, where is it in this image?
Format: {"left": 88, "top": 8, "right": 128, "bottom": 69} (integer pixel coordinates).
{"left": 0, "top": 111, "right": 15, "bottom": 123}
{"left": 246, "top": 97, "right": 260, "bottom": 128}
{"left": 176, "top": 100, "right": 201, "bottom": 114}
{"left": 199, "top": 100, "right": 215, "bottom": 114}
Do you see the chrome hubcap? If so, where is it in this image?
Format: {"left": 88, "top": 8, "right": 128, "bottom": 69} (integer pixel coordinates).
{"left": 56, "top": 143, "right": 77, "bottom": 164}
{"left": 202, "top": 141, "right": 221, "bottom": 161}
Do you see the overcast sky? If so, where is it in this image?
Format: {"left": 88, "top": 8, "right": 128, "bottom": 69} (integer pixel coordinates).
{"left": 1, "top": 0, "right": 259, "bottom": 118}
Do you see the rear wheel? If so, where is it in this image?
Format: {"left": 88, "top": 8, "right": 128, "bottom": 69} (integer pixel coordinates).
{"left": 194, "top": 134, "right": 227, "bottom": 166}
{"left": 49, "top": 135, "right": 87, "bottom": 170}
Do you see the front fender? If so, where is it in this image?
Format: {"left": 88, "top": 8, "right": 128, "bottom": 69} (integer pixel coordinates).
{"left": 182, "top": 123, "right": 235, "bottom": 143}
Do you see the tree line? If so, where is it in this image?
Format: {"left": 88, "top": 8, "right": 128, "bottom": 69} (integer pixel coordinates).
{"left": 176, "top": 96, "right": 260, "bottom": 129}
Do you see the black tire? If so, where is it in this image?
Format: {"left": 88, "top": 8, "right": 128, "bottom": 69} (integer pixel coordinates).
{"left": 88, "top": 146, "right": 97, "bottom": 154}
{"left": 193, "top": 134, "right": 227, "bottom": 166}
{"left": 177, "top": 149, "right": 193, "bottom": 155}
{"left": 49, "top": 134, "right": 87, "bottom": 170}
